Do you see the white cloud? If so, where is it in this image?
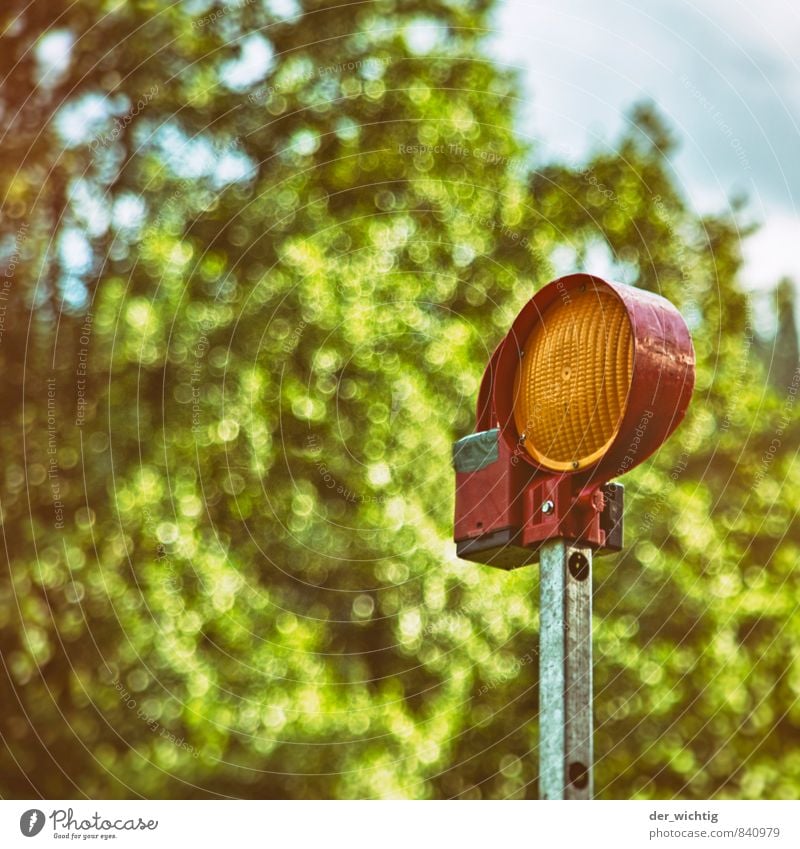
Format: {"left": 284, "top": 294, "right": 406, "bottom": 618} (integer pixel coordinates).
{"left": 491, "top": 0, "right": 800, "bottom": 289}
{"left": 742, "top": 213, "right": 800, "bottom": 289}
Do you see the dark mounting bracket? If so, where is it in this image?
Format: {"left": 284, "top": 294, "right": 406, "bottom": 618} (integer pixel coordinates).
{"left": 453, "top": 428, "right": 624, "bottom": 571}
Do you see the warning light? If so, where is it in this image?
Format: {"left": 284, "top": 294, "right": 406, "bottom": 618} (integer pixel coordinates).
{"left": 453, "top": 273, "right": 695, "bottom": 569}
{"left": 513, "top": 282, "right": 634, "bottom": 471}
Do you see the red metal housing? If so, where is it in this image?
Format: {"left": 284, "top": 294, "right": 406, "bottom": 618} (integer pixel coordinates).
{"left": 453, "top": 273, "right": 695, "bottom": 568}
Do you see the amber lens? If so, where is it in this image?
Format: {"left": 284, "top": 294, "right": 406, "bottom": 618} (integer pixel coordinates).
{"left": 513, "top": 284, "right": 634, "bottom": 471}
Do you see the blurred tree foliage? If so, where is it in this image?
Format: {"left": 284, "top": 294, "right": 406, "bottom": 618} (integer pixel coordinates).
{"left": 0, "top": 0, "right": 798, "bottom": 799}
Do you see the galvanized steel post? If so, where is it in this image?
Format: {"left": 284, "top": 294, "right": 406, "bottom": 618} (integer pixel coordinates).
{"left": 539, "top": 540, "right": 593, "bottom": 800}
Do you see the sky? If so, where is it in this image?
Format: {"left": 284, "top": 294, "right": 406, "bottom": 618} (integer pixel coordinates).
{"left": 35, "top": 0, "right": 799, "bottom": 300}
{"left": 490, "top": 0, "right": 800, "bottom": 291}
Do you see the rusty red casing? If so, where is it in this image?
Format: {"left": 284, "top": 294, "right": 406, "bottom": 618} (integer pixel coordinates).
{"left": 453, "top": 272, "right": 695, "bottom": 568}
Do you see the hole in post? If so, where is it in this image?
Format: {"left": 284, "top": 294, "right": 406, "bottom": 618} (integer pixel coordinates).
{"left": 568, "top": 761, "right": 589, "bottom": 789}
{"left": 568, "top": 551, "right": 589, "bottom": 581}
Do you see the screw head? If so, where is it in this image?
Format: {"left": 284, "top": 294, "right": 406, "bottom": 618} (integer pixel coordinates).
{"left": 542, "top": 499, "right": 555, "bottom": 515}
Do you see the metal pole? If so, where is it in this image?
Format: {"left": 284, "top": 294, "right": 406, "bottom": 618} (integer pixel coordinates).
{"left": 539, "top": 539, "right": 593, "bottom": 800}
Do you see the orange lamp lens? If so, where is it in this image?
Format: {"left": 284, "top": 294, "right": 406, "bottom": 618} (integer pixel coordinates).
{"left": 513, "top": 283, "right": 634, "bottom": 471}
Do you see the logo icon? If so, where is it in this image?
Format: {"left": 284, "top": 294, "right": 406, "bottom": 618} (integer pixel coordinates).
{"left": 19, "top": 809, "right": 45, "bottom": 837}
